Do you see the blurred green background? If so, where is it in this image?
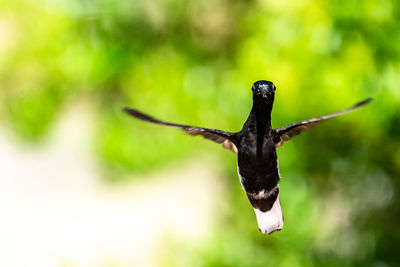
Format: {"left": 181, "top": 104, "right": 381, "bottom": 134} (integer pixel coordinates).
{"left": 0, "top": 0, "right": 399, "bottom": 266}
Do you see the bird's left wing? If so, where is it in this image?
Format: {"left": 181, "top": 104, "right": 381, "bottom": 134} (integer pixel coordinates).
{"left": 274, "top": 98, "right": 373, "bottom": 147}
{"left": 123, "top": 107, "right": 238, "bottom": 153}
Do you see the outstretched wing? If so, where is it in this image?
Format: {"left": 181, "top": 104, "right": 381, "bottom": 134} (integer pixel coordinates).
{"left": 274, "top": 98, "right": 373, "bottom": 147}
{"left": 123, "top": 107, "right": 238, "bottom": 153}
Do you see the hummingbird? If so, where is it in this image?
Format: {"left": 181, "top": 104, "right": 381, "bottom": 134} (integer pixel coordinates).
{"left": 124, "top": 80, "right": 372, "bottom": 234}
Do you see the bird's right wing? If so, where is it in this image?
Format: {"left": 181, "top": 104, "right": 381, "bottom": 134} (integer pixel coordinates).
{"left": 273, "top": 98, "right": 373, "bottom": 147}
{"left": 124, "top": 107, "right": 238, "bottom": 153}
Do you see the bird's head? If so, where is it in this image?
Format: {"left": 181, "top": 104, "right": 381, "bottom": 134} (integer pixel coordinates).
{"left": 252, "top": 80, "right": 276, "bottom": 100}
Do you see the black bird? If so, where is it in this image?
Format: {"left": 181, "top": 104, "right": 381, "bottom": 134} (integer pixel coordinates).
{"left": 124, "top": 80, "right": 372, "bottom": 234}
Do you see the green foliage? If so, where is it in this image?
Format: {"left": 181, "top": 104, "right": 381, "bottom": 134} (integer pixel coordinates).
{"left": 1, "top": 0, "right": 399, "bottom": 265}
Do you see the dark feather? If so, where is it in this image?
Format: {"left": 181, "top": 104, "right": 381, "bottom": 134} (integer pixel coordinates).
{"left": 274, "top": 98, "right": 373, "bottom": 146}
{"left": 123, "top": 107, "right": 238, "bottom": 152}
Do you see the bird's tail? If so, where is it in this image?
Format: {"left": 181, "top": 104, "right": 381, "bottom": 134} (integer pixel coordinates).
{"left": 253, "top": 194, "right": 284, "bottom": 234}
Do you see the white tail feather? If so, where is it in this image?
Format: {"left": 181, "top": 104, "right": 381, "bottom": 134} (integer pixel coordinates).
{"left": 253, "top": 195, "right": 283, "bottom": 234}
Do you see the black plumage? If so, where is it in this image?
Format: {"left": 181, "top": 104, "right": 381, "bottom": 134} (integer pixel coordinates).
{"left": 124, "top": 80, "right": 372, "bottom": 234}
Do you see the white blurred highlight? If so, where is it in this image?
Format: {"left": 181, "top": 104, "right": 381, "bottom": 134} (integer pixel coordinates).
{"left": 0, "top": 103, "right": 223, "bottom": 267}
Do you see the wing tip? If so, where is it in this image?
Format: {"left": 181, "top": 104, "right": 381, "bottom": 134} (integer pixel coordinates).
{"left": 123, "top": 107, "right": 135, "bottom": 115}
{"left": 355, "top": 97, "right": 373, "bottom": 108}
{"left": 123, "top": 107, "right": 132, "bottom": 114}
{"left": 123, "top": 107, "right": 149, "bottom": 121}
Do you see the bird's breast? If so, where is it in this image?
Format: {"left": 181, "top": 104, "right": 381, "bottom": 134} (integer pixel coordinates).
{"left": 237, "top": 119, "right": 280, "bottom": 194}
{"left": 237, "top": 150, "right": 280, "bottom": 195}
